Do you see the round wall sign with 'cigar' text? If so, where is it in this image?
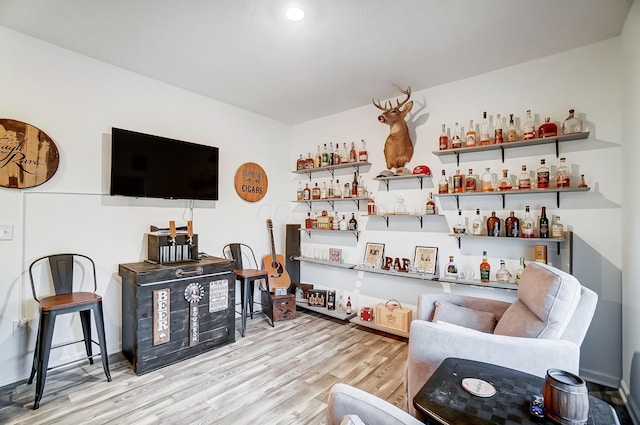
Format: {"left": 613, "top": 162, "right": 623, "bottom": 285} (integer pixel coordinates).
{"left": 234, "top": 162, "right": 268, "bottom": 202}
{"left": 0, "top": 119, "right": 59, "bottom": 189}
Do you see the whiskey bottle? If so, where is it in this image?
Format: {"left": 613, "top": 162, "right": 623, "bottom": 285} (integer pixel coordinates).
{"left": 494, "top": 113, "right": 504, "bottom": 144}
{"left": 303, "top": 183, "right": 311, "bottom": 200}
{"left": 425, "top": 192, "right": 436, "bottom": 215}
{"left": 297, "top": 182, "right": 304, "bottom": 201}
{"left": 296, "top": 154, "right": 305, "bottom": 170}
{"left": 351, "top": 172, "right": 359, "bottom": 197}
{"left": 341, "top": 143, "right": 350, "bottom": 164}
{"left": 439, "top": 123, "right": 449, "bottom": 150}
{"left": 305, "top": 212, "right": 313, "bottom": 229}
{"left": 486, "top": 211, "right": 500, "bottom": 237}
{"left": 578, "top": 174, "right": 588, "bottom": 188}
{"left": 452, "top": 169, "right": 465, "bottom": 193}
{"left": 538, "top": 117, "right": 558, "bottom": 138}
{"left": 339, "top": 214, "right": 348, "bottom": 230}
{"left": 471, "top": 208, "right": 483, "bottom": 236}
{"left": 496, "top": 260, "right": 512, "bottom": 282}
{"left": 562, "top": 109, "right": 582, "bottom": 134}
{"left": 315, "top": 145, "right": 321, "bottom": 168}
{"left": 479, "top": 251, "right": 491, "bottom": 282}
{"left": 333, "top": 212, "right": 340, "bottom": 230}
{"left": 320, "top": 181, "right": 328, "bottom": 199}
{"left": 480, "top": 112, "right": 491, "bottom": 145}
{"left": 505, "top": 211, "right": 520, "bottom": 238}
{"left": 322, "top": 143, "right": 329, "bottom": 167}
{"left": 537, "top": 159, "right": 550, "bottom": 189}
{"left": 334, "top": 179, "right": 342, "bottom": 198}
{"left": 522, "top": 109, "right": 535, "bottom": 140}
{"left": 481, "top": 167, "right": 494, "bottom": 192}
{"left": 327, "top": 179, "right": 335, "bottom": 199}
{"left": 445, "top": 256, "right": 459, "bottom": 278}
{"left": 348, "top": 213, "right": 358, "bottom": 231}
{"left": 507, "top": 113, "right": 518, "bottom": 142}
{"left": 465, "top": 119, "right": 477, "bottom": 147}
{"left": 349, "top": 142, "right": 357, "bottom": 162}
{"left": 515, "top": 257, "right": 525, "bottom": 284}
{"left": 451, "top": 122, "right": 462, "bottom": 149}
{"left": 453, "top": 210, "right": 466, "bottom": 234}
{"left": 556, "top": 157, "right": 570, "bottom": 188}
{"left": 343, "top": 182, "right": 351, "bottom": 198}
{"left": 551, "top": 216, "right": 564, "bottom": 239}
{"left": 334, "top": 143, "right": 341, "bottom": 165}
{"left": 328, "top": 143, "right": 334, "bottom": 166}
{"left": 522, "top": 206, "right": 534, "bottom": 238}
{"left": 438, "top": 170, "right": 449, "bottom": 194}
{"left": 304, "top": 152, "right": 314, "bottom": 169}
{"left": 497, "top": 169, "right": 513, "bottom": 191}
{"left": 359, "top": 139, "right": 368, "bottom": 162}
{"left": 518, "top": 165, "right": 531, "bottom": 190}
{"left": 465, "top": 168, "right": 477, "bottom": 192}
{"left": 357, "top": 176, "right": 365, "bottom": 198}
{"left": 312, "top": 182, "right": 321, "bottom": 200}
{"left": 539, "top": 206, "right": 549, "bottom": 238}
{"left": 346, "top": 296, "right": 352, "bottom": 314}
{"left": 367, "top": 197, "right": 376, "bottom": 215}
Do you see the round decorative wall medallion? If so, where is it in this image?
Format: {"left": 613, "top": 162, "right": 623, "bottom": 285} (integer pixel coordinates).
{"left": 0, "top": 118, "right": 59, "bottom": 189}
{"left": 234, "top": 162, "right": 268, "bottom": 202}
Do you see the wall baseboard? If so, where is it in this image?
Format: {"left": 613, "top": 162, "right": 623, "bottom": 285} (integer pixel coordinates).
{"left": 581, "top": 367, "right": 622, "bottom": 389}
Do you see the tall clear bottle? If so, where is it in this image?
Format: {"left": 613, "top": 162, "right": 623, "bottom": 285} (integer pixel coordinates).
{"left": 518, "top": 165, "right": 531, "bottom": 190}
{"left": 481, "top": 167, "right": 494, "bottom": 192}
{"left": 453, "top": 210, "right": 466, "bottom": 234}
{"left": 451, "top": 122, "right": 462, "bottom": 149}
{"left": 465, "top": 119, "right": 477, "bottom": 147}
{"left": 556, "top": 157, "right": 570, "bottom": 188}
{"left": 438, "top": 170, "right": 449, "bottom": 194}
{"left": 522, "top": 109, "right": 535, "bottom": 140}
{"left": 521, "top": 206, "right": 534, "bottom": 238}
{"left": 480, "top": 111, "right": 491, "bottom": 145}
{"left": 507, "top": 113, "right": 518, "bottom": 142}
{"left": 562, "top": 109, "right": 582, "bottom": 134}
{"left": 515, "top": 257, "right": 526, "bottom": 284}
{"left": 471, "top": 208, "right": 483, "bottom": 236}
{"left": 359, "top": 139, "right": 368, "bottom": 162}
{"left": 494, "top": 113, "right": 504, "bottom": 144}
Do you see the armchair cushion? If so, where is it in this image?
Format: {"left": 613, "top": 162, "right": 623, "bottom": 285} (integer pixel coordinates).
{"left": 494, "top": 262, "right": 581, "bottom": 339}
{"left": 432, "top": 301, "right": 497, "bottom": 333}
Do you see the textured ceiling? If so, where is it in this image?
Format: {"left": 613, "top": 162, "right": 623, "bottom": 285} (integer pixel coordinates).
{"left": 0, "top": 0, "right": 633, "bottom": 124}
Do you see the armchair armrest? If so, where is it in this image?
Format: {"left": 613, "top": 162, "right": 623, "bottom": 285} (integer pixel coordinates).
{"left": 416, "top": 293, "right": 512, "bottom": 322}
{"left": 405, "top": 320, "right": 580, "bottom": 416}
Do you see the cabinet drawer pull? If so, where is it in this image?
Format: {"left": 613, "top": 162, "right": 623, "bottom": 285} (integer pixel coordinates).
{"left": 175, "top": 266, "right": 204, "bottom": 277}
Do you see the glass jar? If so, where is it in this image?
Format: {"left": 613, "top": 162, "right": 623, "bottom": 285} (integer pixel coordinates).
{"left": 562, "top": 109, "right": 582, "bottom": 134}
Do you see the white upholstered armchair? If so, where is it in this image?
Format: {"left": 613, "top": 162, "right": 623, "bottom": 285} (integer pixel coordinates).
{"left": 405, "top": 262, "right": 598, "bottom": 416}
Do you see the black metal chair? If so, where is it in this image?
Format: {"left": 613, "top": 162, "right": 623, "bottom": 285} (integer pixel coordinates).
{"left": 28, "top": 253, "right": 111, "bottom": 409}
{"left": 222, "top": 243, "right": 273, "bottom": 336}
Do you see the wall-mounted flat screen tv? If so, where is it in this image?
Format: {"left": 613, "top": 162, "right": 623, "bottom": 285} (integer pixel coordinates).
{"left": 110, "top": 127, "right": 219, "bottom": 200}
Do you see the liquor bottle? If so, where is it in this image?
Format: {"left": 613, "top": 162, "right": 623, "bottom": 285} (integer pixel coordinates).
{"left": 487, "top": 211, "right": 500, "bottom": 237}
{"left": 357, "top": 176, "right": 365, "bottom": 198}
{"left": 537, "top": 159, "right": 550, "bottom": 189}
{"left": 522, "top": 109, "right": 535, "bottom": 140}
{"left": 451, "top": 122, "right": 462, "bottom": 149}
{"left": 452, "top": 169, "right": 465, "bottom": 193}
{"left": 296, "top": 154, "right": 305, "bottom": 170}
{"left": 465, "top": 168, "right": 477, "bottom": 192}
{"left": 551, "top": 216, "right": 564, "bottom": 239}
{"left": 296, "top": 182, "right": 303, "bottom": 201}
{"left": 522, "top": 205, "right": 534, "bottom": 238}
{"left": 349, "top": 142, "right": 357, "bottom": 162}
{"left": 445, "top": 256, "right": 458, "bottom": 278}
{"left": 351, "top": 172, "right": 359, "bottom": 197}
{"left": 305, "top": 152, "right": 314, "bottom": 169}
{"left": 328, "top": 179, "right": 335, "bottom": 199}
{"left": 438, "top": 170, "right": 449, "bottom": 194}
{"left": 562, "top": 109, "right": 582, "bottom": 134}
{"left": 343, "top": 182, "right": 351, "bottom": 198}
{"left": 556, "top": 157, "right": 570, "bottom": 188}
{"left": 507, "top": 113, "right": 517, "bottom": 142}
{"left": 497, "top": 169, "right": 513, "bottom": 191}
{"left": 465, "top": 119, "right": 477, "bottom": 147}
{"left": 312, "top": 182, "right": 321, "bottom": 200}
{"left": 312, "top": 212, "right": 318, "bottom": 229}
{"left": 453, "top": 210, "right": 466, "bottom": 234}
{"left": 341, "top": 143, "right": 350, "bottom": 164}
{"left": 515, "top": 257, "right": 525, "bottom": 284}
{"left": 505, "top": 211, "right": 520, "bottom": 238}
{"left": 494, "top": 113, "right": 504, "bottom": 144}
{"left": 359, "top": 139, "right": 368, "bottom": 162}
{"left": 305, "top": 212, "right": 313, "bottom": 229}
{"left": 439, "top": 123, "right": 449, "bottom": 150}
{"left": 321, "top": 143, "right": 329, "bottom": 166}
{"left": 578, "top": 174, "right": 588, "bottom": 188}
{"left": 425, "top": 192, "right": 436, "bottom": 215}
{"left": 320, "top": 181, "right": 327, "bottom": 199}
{"left": 367, "top": 197, "right": 376, "bottom": 215}
{"left": 481, "top": 167, "right": 494, "bottom": 192}
{"left": 471, "top": 208, "right": 483, "bottom": 236}
{"left": 480, "top": 112, "right": 491, "bottom": 145}
{"left": 538, "top": 117, "right": 558, "bottom": 138}
{"left": 315, "top": 145, "right": 321, "bottom": 168}
{"left": 496, "top": 260, "right": 512, "bottom": 282}
{"left": 539, "top": 206, "right": 549, "bottom": 238}
{"left": 348, "top": 213, "right": 358, "bottom": 231}
{"left": 334, "top": 143, "right": 341, "bottom": 165}
{"left": 303, "top": 183, "right": 311, "bottom": 200}
{"left": 333, "top": 212, "right": 340, "bottom": 230}
{"left": 518, "top": 165, "right": 531, "bottom": 190}
{"left": 328, "top": 143, "right": 334, "bottom": 166}
{"left": 346, "top": 296, "right": 352, "bottom": 314}
{"left": 339, "top": 214, "right": 348, "bottom": 230}
{"left": 479, "top": 251, "right": 490, "bottom": 282}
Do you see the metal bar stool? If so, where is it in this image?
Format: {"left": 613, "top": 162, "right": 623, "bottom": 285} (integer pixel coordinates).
{"left": 28, "top": 253, "right": 111, "bottom": 409}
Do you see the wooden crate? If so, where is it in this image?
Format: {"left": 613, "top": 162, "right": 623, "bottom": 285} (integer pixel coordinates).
{"left": 261, "top": 292, "right": 296, "bottom": 321}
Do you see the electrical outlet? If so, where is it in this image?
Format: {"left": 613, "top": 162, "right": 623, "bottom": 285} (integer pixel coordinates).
{"left": 13, "top": 319, "right": 27, "bottom": 336}
{"left": 0, "top": 224, "right": 13, "bottom": 240}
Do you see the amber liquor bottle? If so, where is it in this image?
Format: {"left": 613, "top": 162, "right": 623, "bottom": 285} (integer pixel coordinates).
{"left": 556, "top": 157, "right": 570, "bottom": 188}
{"left": 438, "top": 170, "right": 449, "bottom": 194}
{"left": 494, "top": 113, "right": 504, "bottom": 144}
{"left": 479, "top": 251, "right": 491, "bottom": 282}
{"left": 522, "top": 109, "right": 535, "bottom": 140}
{"left": 425, "top": 192, "right": 436, "bottom": 215}
{"left": 452, "top": 169, "right": 465, "bottom": 193}
{"left": 507, "top": 113, "right": 518, "bottom": 142}
{"left": 505, "top": 211, "right": 520, "bottom": 238}
{"left": 486, "top": 211, "right": 500, "bottom": 237}
{"left": 537, "top": 159, "right": 550, "bottom": 189}
{"left": 539, "top": 206, "right": 549, "bottom": 238}
{"left": 451, "top": 122, "right": 462, "bottom": 149}
{"left": 439, "top": 124, "right": 449, "bottom": 150}
{"left": 480, "top": 112, "right": 491, "bottom": 146}
{"left": 465, "top": 168, "right": 477, "bottom": 192}
{"left": 351, "top": 172, "right": 359, "bottom": 197}
{"left": 465, "top": 119, "right": 477, "bottom": 147}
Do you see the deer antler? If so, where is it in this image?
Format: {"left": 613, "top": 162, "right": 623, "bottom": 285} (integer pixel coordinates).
{"left": 393, "top": 85, "right": 411, "bottom": 109}
{"left": 372, "top": 97, "right": 391, "bottom": 112}
{"left": 372, "top": 85, "right": 412, "bottom": 111}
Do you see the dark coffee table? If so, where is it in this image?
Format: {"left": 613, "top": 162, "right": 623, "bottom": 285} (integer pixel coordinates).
{"left": 413, "top": 357, "right": 620, "bottom": 425}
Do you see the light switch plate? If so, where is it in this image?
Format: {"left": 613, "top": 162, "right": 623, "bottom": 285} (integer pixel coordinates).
{"left": 0, "top": 224, "right": 13, "bottom": 240}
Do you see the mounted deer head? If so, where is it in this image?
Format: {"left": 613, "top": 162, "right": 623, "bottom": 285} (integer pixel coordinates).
{"left": 373, "top": 85, "right": 414, "bottom": 171}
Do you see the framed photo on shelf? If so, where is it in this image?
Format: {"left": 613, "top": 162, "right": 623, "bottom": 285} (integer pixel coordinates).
{"left": 414, "top": 246, "right": 438, "bottom": 275}
{"left": 363, "top": 242, "right": 385, "bottom": 267}
{"left": 329, "top": 248, "right": 342, "bottom": 263}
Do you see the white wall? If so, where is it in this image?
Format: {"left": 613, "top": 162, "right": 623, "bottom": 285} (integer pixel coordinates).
{"left": 0, "top": 26, "right": 291, "bottom": 387}
{"left": 621, "top": 0, "right": 640, "bottom": 422}
{"left": 291, "top": 38, "right": 623, "bottom": 386}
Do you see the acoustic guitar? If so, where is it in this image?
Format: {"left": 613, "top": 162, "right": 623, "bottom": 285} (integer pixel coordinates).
{"left": 262, "top": 219, "right": 291, "bottom": 292}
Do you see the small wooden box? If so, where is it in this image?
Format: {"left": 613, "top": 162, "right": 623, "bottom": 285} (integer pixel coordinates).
{"left": 375, "top": 300, "right": 412, "bottom": 332}
{"left": 261, "top": 293, "right": 296, "bottom": 321}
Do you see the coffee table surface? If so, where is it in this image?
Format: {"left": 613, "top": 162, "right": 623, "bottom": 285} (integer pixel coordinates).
{"left": 413, "top": 357, "right": 619, "bottom": 425}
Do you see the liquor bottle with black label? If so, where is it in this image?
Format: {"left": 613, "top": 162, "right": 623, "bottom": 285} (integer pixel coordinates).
{"left": 539, "top": 206, "right": 549, "bottom": 238}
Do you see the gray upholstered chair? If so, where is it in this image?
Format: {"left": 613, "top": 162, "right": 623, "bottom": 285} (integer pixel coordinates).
{"left": 327, "top": 383, "right": 423, "bottom": 425}
{"left": 405, "top": 262, "right": 598, "bottom": 416}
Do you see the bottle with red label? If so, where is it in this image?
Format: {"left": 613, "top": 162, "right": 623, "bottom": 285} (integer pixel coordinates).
{"left": 537, "top": 159, "right": 550, "bottom": 189}
{"left": 439, "top": 124, "right": 449, "bottom": 150}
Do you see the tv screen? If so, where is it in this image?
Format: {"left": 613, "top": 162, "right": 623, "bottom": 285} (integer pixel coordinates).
{"left": 110, "top": 127, "right": 219, "bottom": 200}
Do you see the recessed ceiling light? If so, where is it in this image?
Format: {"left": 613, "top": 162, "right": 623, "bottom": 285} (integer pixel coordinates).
{"left": 285, "top": 7, "right": 304, "bottom": 21}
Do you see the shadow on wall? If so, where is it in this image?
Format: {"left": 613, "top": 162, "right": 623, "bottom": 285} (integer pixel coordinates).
{"left": 573, "top": 233, "right": 622, "bottom": 388}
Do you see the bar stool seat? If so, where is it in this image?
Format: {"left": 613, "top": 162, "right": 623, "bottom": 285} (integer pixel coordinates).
{"left": 28, "top": 253, "right": 111, "bottom": 409}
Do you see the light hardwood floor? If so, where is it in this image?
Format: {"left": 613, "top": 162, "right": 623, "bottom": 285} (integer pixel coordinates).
{"left": 0, "top": 311, "right": 408, "bottom": 425}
